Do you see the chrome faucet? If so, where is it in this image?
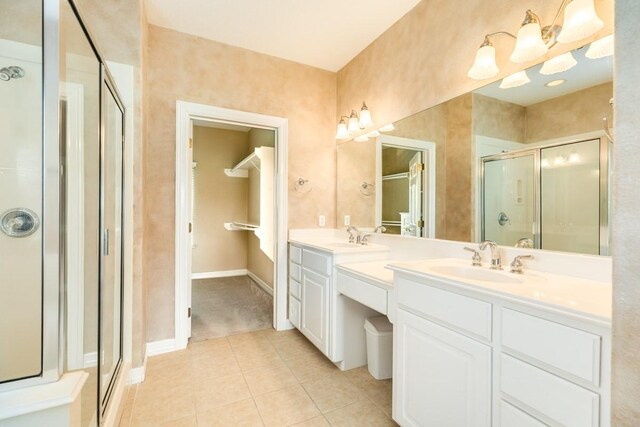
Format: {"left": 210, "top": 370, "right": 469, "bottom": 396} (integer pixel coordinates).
{"left": 346, "top": 226, "right": 359, "bottom": 243}
{"left": 515, "top": 238, "right": 534, "bottom": 248}
{"left": 374, "top": 225, "right": 386, "bottom": 234}
{"left": 463, "top": 247, "right": 482, "bottom": 267}
{"left": 510, "top": 254, "right": 534, "bottom": 274}
{"left": 360, "top": 234, "right": 372, "bottom": 245}
{"left": 479, "top": 240, "right": 502, "bottom": 270}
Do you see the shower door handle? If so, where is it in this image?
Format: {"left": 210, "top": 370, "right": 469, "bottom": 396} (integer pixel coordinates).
{"left": 103, "top": 229, "right": 109, "bottom": 256}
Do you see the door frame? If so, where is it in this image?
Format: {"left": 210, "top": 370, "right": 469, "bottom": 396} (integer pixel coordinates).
{"left": 375, "top": 135, "right": 436, "bottom": 237}
{"left": 175, "top": 101, "right": 290, "bottom": 350}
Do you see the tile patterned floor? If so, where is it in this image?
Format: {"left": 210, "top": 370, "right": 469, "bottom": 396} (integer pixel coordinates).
{"left": 119, "top": 329, "right": 397, "bottom": 427}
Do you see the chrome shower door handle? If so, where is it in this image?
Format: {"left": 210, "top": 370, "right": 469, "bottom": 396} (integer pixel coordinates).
{"left": 103, "top": 229, "right": 109, "bottom": 256}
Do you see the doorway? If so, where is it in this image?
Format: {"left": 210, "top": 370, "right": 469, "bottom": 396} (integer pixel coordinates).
{"left": 190, "top": 123, "right": 275, "bottom": 340}
{"left": 175, "top": 102, "right": 289, "bottom": 350}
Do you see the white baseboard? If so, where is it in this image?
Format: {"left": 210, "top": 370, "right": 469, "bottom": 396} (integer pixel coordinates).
{"left": 191, "top": 269, "right": 248, "bottom": 279}
{"left": 83, "top": 352, "right": 97, "bottom": 368}
{"left": 146, "top": 338, "right": 176, "bottom": 357}
{"left": 247, "top": 270, "right": 274, "bottom": 296}
{"left": 128, "top": 358, "right": 146, "bottom": 385}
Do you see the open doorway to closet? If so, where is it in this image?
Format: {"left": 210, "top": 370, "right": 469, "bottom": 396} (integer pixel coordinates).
{"left": 190, "top": 123, "right": 275, "bottom": 341}
{"left": 175, "top": 102, "right": 289, "bottom": 350}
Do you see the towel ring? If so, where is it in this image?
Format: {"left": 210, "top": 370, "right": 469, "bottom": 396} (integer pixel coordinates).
{"left": 294, "top": 178, "right": 312, "bottom": 193}
{"left": 360, "top": 182, "right": 375, "bottom": 196}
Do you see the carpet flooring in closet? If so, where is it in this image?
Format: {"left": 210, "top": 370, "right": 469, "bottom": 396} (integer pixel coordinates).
{"left": 190, "top": 275, "right": 273, "bottom": 341}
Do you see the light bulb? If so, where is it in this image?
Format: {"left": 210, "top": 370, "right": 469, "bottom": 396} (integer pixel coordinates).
{"left": 468, "top": 42, "right": 499, "bottom": 80}
{"left": 586, "top": 34, "right": 614, "bottom": 59}
{"left": 335, "top": 119, "right": 349, "bottom": 139}
{"left": 348, "top": 111, "right": 359, "bottom": 133}
{"left": 499, "top": 70, "right": 531, "bottom": 89}
{"left": 358, "top": 102, "right": 373, "bottom": 129}
{"left": 510, "top": 19, "right": 548, "bottom": 63}
{"left": 558, "top": 0, "right": 604, "bottom": 44}
{"left": 540, "top": 52, "right": 578, "bottom": 75}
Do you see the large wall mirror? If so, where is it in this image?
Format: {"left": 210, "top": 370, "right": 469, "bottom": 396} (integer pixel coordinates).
{"left": 336, "top": 35, "right": 613, "bottom": 256}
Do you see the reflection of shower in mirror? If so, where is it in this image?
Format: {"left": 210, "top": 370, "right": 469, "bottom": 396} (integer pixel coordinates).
{"left": 0, "top": 66, "right": 25, "bottom": 81}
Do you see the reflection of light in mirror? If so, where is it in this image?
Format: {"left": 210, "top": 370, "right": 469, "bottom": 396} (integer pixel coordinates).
{"left": 586, "top": 34, "right": 614, "bottom": 59}
{"left": 367, "top": 130, "right": 381, "bottom": 138}
{"left": 499, "top": 70, "right": 530, "bottom": 89}
{"left": 569, "top": 152, "right": 581, "bottom": 163}
{"left": 354, "top": 135, "right": 369, "bottom": 143}
{"left": 379, "top": 124, "right": 395, "bottom": 132}
{"left": 540, "top": 52, "right": 577, "bottom": 75}
{"left": 541, "top": 158, "right": 551, "bottom": 168}
{"left": 545, "top": 79, "right": 566, "bottom": 87}
{"left": 554, "top": 155, "right": 565, "bottom": 166}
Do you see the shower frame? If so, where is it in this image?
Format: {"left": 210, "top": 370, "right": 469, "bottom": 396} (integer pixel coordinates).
{"left": 480, "top": 136, "right": 611, "bottom": 255}
{"left": 0, "top": 0, "right": 128, "bottom": 422}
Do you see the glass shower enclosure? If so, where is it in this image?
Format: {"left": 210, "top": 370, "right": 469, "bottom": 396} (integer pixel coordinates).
{"left": 481, "top": 138, "right": 611, "bottom": 255}
{"left": 0, "top": 0, "right": 126, "bottom": 424}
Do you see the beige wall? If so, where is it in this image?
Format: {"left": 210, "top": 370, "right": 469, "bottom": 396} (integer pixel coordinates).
{"left": 247, "top": 129, "right": 275, "bottom": 289}
{"left": 612, "top": 0, "right": 640, "bottom": 421}
{"left": 525, "top": 82, "right": 613, "bottom": 143}
{"left": 336, "top": 140, "right": 377, "bottom": 229}
{"left": 192, "top": 126, "right": 250, "bottom": 273}
{"left": 144, "top": 25, "right": 336, "bottom": 341}
{"left": 473, "top": 94, "right": 526, "bottom": 143}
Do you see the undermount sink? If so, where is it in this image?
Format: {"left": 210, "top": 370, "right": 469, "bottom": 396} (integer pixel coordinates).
{"left": 325, "top": 242, "right": 361, "bottom": 248}
{"left": 424, "top": 263, "right": 524, "bottom": 284}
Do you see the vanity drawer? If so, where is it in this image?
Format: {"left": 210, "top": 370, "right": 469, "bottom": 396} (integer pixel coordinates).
{"left": 289, "top": 296, "right": 301, "bottom": 329}
{"left": 501, "top": 308, "right": 601, "bottom": 386}
{"left": 302, "top": 248, "right": 331, "bottom": 276}
{"left": 500, "top": 354, "right": 599, "bottom": 427}
{"left": 397, "top": 277, "right": 492, "bottom": 341}
{"left": 290, "top": 244, "right": 302, "bottom": 265}
{"left": 289, "top": 262, "right": 302, "bottom": 282}
{"left": 337, "top": 271, "right": 387, "bottom": 314}
{"left": 500, "top": 400, "right": 546, "bottom": 427}
{"left": 290, "top": 278, "right": 301, "bottom": 300}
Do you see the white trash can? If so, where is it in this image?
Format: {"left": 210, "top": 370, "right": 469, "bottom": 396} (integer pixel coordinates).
{"left": 364, "top": 315, "right": 393, "bottom": 380}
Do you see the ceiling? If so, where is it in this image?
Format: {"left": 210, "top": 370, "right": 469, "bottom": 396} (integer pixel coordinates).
{"left": 475, "top": 44, "right": 613, "bottom": 107}
{"left": 144, "top": 0, "right": 422, "bottom": 72}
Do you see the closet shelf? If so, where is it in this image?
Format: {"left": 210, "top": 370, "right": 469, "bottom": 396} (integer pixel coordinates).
{"left": 224, "top": 150, "right": 261, "bottom": 178}
{"left": 224, "top": 222, "right": 259, "bottom": 231}
{"left": 382, "top": 172, "right": 409, "bottom": 181}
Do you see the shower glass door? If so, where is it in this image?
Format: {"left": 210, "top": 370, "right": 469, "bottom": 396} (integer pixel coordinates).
{"left": 540, "top": 139, "right": 601, "bottom": 255}
{"left": 0, "top": 0, "right": 43, "bottom": 385}
{"left": 482, "top": 152, "right": 536, "bottom": 247}
{"left": 99, "top": 76, "right": 124, "bottom": 414}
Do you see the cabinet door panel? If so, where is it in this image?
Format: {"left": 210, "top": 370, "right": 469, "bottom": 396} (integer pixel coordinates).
{"left": 394, "top": 309, "right": 491, "bottom": 427}
{"left": 301, "top": 268, "right": 329, "bottom": 354}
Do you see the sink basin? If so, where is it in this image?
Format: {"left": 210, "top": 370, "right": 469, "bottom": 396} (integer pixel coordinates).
{"left": 426, "top": 264, "right": 523, "bottom": 284}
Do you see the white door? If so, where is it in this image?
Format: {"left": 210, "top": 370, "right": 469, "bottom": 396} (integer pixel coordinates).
{"left": 408, "top": 152, "right": 424, "bottom": 237}
{"left": 300, "top": 268, "right": 329, "bottom": 355}
{"left": 393, "top": 309, "right": 491, "bottom": 427}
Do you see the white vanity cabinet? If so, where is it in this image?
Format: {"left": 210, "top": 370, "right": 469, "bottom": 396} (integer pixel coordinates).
{"left": 392, "top": 272, "right": 611, "bottom": 427}
{"left": 288, "top": 242, "right": 389, "bottom": 366}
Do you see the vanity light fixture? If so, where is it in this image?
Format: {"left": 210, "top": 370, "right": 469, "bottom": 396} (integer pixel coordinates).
{"left": 545, "top": 79, "right": 566, "bottom": 87}
{"left": 509, "top": 10, "right": 549, "bottom": 63}
{"left": 367, "top": 130, "right": 381, "bottom": 138}
{"left": 499, "top": 70, "right": 531, "bottom": 89}
{"left": 586, "top": 34, "right": 614, "bottom": 59}
{"left": 468, "top": 0, "right": 603, "bottom": 80}
{"left": 540, "top": 51, "right": 577, "bottom": 75}
{"left": 354, "top": 135, "right": 369, "bottom": 143}
{"left": 557, "top": 0, "right": 604, "bottom": 44}
{"left": 378, "top": 123, "right": 395, "bottom": 132}
{"left": 335, "top": 102, "right": 375, "bottom": 140}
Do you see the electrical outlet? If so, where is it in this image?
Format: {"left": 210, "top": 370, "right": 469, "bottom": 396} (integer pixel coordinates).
{"left": 344, "top": 215, "right": 351, "bottom": 226}
{"left": 319, "top": 215, "right": 326, "bottom": 227}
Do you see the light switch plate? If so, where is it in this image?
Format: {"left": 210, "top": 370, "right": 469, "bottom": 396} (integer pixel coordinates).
{"left": 344, "top": 215, "right": 350, "bottom": 226}
{"left": 319, "top": 215, "right": 326, "bottom": 227}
